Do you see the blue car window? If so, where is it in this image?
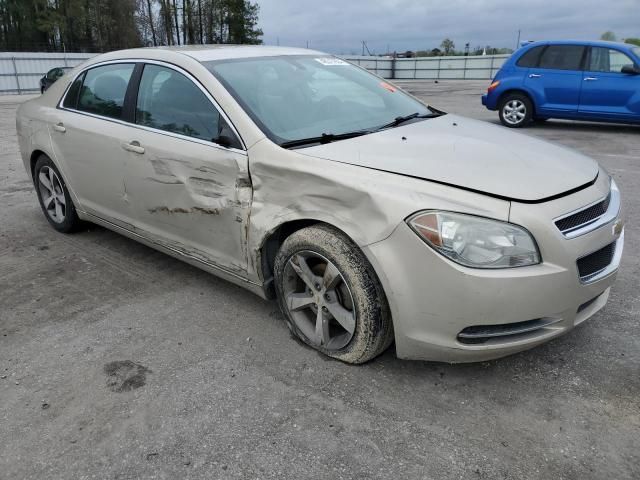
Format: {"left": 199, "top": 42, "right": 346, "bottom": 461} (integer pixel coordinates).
{"left": 538, "top": 45, "right": 585, "bottom": 71}
{"left": 589, "top": 47, "right": 635, "bottom": 73}
{"left": 516, "top": 46, "right": 545, "bottom": 68}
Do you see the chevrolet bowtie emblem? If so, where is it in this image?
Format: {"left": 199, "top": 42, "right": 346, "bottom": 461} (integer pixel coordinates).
{"left": 613, "top": 219, "right": 624, "bottom": 236}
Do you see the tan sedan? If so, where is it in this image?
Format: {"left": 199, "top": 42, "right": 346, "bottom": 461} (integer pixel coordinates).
{"left": 16, "top": 46, "right": 624, "bottom": 363}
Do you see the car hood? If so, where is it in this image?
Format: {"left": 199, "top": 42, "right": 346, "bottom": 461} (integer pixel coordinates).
{"left": 297, "top": 114, "right": 599, "bottom": 202}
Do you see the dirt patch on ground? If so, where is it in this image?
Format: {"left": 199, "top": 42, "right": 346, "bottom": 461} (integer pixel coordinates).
{"left": 104, "top": 360, "right": 151, "bottom": 393}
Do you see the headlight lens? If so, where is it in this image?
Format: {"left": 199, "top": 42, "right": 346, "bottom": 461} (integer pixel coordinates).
{"left": 407, "top": 211, "right": 540, "bottom": 268}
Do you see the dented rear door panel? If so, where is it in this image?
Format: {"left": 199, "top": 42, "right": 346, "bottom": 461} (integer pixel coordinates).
{"left": 122, "top": 128, "right": 252, "bottom": 274}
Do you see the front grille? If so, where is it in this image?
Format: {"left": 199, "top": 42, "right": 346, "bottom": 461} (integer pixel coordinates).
{"left": 457, "top": 318, "right": 560, "bottom": 345}
{"left": 577, "top": 242, "right": 616, "bottom": 281}
{"left": 555, "top": 193, "right": 610, "bottom": 235}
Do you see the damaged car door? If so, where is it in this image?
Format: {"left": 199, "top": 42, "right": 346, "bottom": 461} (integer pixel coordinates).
{"left": 51, "top": 62, "right": 137, "bottom": 226}
{"left": 120, "top": 62, "right": 251, "bottom": 274}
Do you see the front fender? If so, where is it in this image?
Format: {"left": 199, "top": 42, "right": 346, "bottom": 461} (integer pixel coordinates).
{"left": 245, "top": 138, "right": 510, "bottom": 282}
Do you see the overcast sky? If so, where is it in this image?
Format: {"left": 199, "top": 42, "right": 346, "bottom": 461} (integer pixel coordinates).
{"left": 257, "top": 0, "right": 639, "bottom": 54}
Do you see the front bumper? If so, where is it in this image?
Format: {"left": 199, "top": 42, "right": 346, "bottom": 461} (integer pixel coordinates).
{"left": 362, "top": 177, "right": 623, "bottom": 363}
{"left": 481, "top": 94, "right": 488, "bottom": 106}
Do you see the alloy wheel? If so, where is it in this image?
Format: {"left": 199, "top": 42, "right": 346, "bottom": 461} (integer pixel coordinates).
{"left": 283, "top": 250, "right": 356, "bottom": 350}
{"left": 37, "top": 166, "right": 66, "bottom": 223}
{"left": 502, "top": 99, "right": 527, "bottom": 125}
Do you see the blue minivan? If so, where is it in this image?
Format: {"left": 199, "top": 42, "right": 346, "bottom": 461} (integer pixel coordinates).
{"left": 482, "top": 40, "right": 640, "bottom": 127}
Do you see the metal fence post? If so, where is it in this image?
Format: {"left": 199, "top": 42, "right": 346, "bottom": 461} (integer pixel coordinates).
{"left": 11, "top": 57, "right": 21, "bottom": 95}
{"left": 437, "top": 58, "right": 441, "bottom": 80}
{"left": 490, "top": 56, "right": 495, "bottom": 79}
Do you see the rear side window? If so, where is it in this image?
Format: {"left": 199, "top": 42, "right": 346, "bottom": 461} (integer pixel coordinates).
{"left": 62, "top": 73, "right": 84, "bottom": 109}
{"left": 538, "top": 45, "right": 586, "bottom": 71}
{"left": 135, "top": 63, "right": 237, "bottom": 146}
{"left": 516, "top": 46, "right": 545, "bottom": 67}
{"left": 588, "top": 47, "right": 635, "bottom": 73}
{"left": 77, "top": 63, "right": 135, "bottom": 119}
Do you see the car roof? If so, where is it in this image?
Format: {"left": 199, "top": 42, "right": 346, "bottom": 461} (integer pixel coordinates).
{"left": 104, "top": 45, "right": 328, "bottom": 62}
{"left": 519, "top": 39, "right": 636, "bottom": 51}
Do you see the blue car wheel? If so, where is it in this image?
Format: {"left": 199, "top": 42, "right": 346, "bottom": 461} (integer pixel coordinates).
{"left": 499, "top": 93, "right": 533, "bottom": 128}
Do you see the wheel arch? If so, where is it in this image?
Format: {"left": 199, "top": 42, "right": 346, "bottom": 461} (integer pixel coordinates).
{"left": 498, "top": 89, "right": 537, "bottom": 115}
{"left": 29, "top": 148, "right": 81, "bottom": 211}
{"left": 259, "top": 219, "right": 373, "bottom": 300}
{"left": 29, "top": 149, "right": 48, "bottom": 179}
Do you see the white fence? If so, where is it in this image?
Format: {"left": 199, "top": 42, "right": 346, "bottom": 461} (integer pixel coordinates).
{"left": 0, "top": 51, "right": 509, "bottom": 95}
{"left": 0, "top": 52, "right": 96, "bottom": 95}
{"left": 344, "top": 54, "right": 509, "bottom": 80}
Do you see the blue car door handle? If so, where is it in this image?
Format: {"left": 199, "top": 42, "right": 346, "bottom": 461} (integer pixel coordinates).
{"left": 528, "top": 74, "right": 542, "bottom": 78}
{"left": 584, "top": 77, "right": 598, "bottom": 81}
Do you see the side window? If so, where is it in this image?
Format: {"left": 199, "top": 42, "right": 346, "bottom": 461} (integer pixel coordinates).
{"left": 589, "top": 47, "right": 635, "bottom": 73}
{"left": 46, "top": 68, "right": 58, "bottom": 80}
{"left": 136, "top": 64, "right": 239, "bottom": 147}
{"left": 77, "top": 63, "right": 135, "bottom": 119}
{"left": 538, "top": 45, "right": 585, "bottom": 71}
{"left": 516, "top": 46, "right": 545, "bottom": 67}
{"left": 62, "top": 73, "right": 84, "bottom": 109}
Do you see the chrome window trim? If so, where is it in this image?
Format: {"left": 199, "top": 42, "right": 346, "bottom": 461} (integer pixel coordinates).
{"left": 577, "top": 229, "right": 624, "bottom": 284}
{"left": 57, "top": 58, "right": 247, "bottom": 154}
{"left": 554, "top": 179, "right": 620, "bottom": 239}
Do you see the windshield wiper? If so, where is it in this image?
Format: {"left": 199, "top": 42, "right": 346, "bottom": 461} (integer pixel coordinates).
{"left": 376, "top": 111, "right": 442, "bottom": 131}
{"left": 279, "top": 130, "right": 372, "bottom": 149}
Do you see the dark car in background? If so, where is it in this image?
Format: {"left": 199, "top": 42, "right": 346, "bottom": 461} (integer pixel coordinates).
{"left": 482, "top": 40, "right": 640, "bottom": 127}
{"left": 39, "top": 67, "right": 71, "bottom": 93}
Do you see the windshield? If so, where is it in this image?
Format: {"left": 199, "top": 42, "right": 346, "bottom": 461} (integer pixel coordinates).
{"left": 205, "top": 56, "right": 432, "bottom": 146}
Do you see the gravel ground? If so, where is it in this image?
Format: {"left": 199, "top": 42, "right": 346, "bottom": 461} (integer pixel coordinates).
{"left": 1, "top": 81, "right": 638, "bottom": 480}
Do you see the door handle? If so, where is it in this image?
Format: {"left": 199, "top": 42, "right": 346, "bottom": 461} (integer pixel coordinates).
{"left": 528, "top": 73, "right": 542, "bottom": 78}
{"left": 584, "top": 77, "right": 598, "bottom": 81}
{"left": 122, "top": 141, "right": 145, "bottom": 154}
{"left": 52, "top": 122, "right": 66, "bottom": 133}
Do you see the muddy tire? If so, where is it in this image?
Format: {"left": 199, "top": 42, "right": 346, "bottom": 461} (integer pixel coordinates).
{"left": 34, "top": 154, "right": 81, "bottom": 233}
{"left": 274, "top": 224, "right": 393, "bottom": 364}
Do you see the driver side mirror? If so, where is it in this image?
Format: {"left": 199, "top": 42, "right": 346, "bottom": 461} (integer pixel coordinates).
{"left": 213, "top": 115, "right": 242, "bottom": 149}
{"left": 621, "top": 64, "right": 640, "bottom": 74}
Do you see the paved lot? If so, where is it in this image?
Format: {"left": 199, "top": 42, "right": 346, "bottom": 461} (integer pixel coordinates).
{"left": 1, "top": 81, "right": 638, "bottom": 480}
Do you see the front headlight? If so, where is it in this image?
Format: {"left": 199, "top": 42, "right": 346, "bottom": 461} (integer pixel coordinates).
{"left": 407, "top": 211, "right": 540, "bottom": 268}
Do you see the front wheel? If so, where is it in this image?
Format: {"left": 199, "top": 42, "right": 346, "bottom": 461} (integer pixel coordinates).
{"left": 498, "top": 93, "right": 533, "bottom": 128}
{"left": 274, "top": 224, "right": 393, "bottom": 364}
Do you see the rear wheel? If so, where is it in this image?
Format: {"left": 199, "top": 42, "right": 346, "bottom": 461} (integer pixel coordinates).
{"left": 499, "top": 93, "right": 533, "bottom": 128}
{"left": 34, "top": 155, "right": 81, "bottom": 233}
{"left": 274, "top": 224, "right": 393, "bottom": 364}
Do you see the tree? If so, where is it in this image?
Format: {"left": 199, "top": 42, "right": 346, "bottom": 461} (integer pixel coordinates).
{"left": 624, "top": 38, "right": 640, "bottom": 47}
{"left": 0, "top": 0, "right": 262, "bottom": 52}
{"left": 440, "top": 38, "right": 455, "bottom": 55}
{"left": 600, "top": 31, "right": 617, "bottom": 41}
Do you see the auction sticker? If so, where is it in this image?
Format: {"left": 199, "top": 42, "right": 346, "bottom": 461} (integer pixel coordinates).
{"left": 315, "top": 57, "right": 349, "bottom": 66}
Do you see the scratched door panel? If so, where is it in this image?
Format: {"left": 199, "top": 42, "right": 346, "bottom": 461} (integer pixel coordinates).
{"left": 121, "top": 128, "right": 251, "bottom": 275}
{"left": 49, "top": 110, "right": 134, "bottom": 226}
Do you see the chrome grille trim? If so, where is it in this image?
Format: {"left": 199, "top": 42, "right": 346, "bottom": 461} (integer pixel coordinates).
{"left": 554, "top": 179, "right": 620, "bottom": 239}
{"left": 457, "top": 317, "right": 562, "bottom": 344}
